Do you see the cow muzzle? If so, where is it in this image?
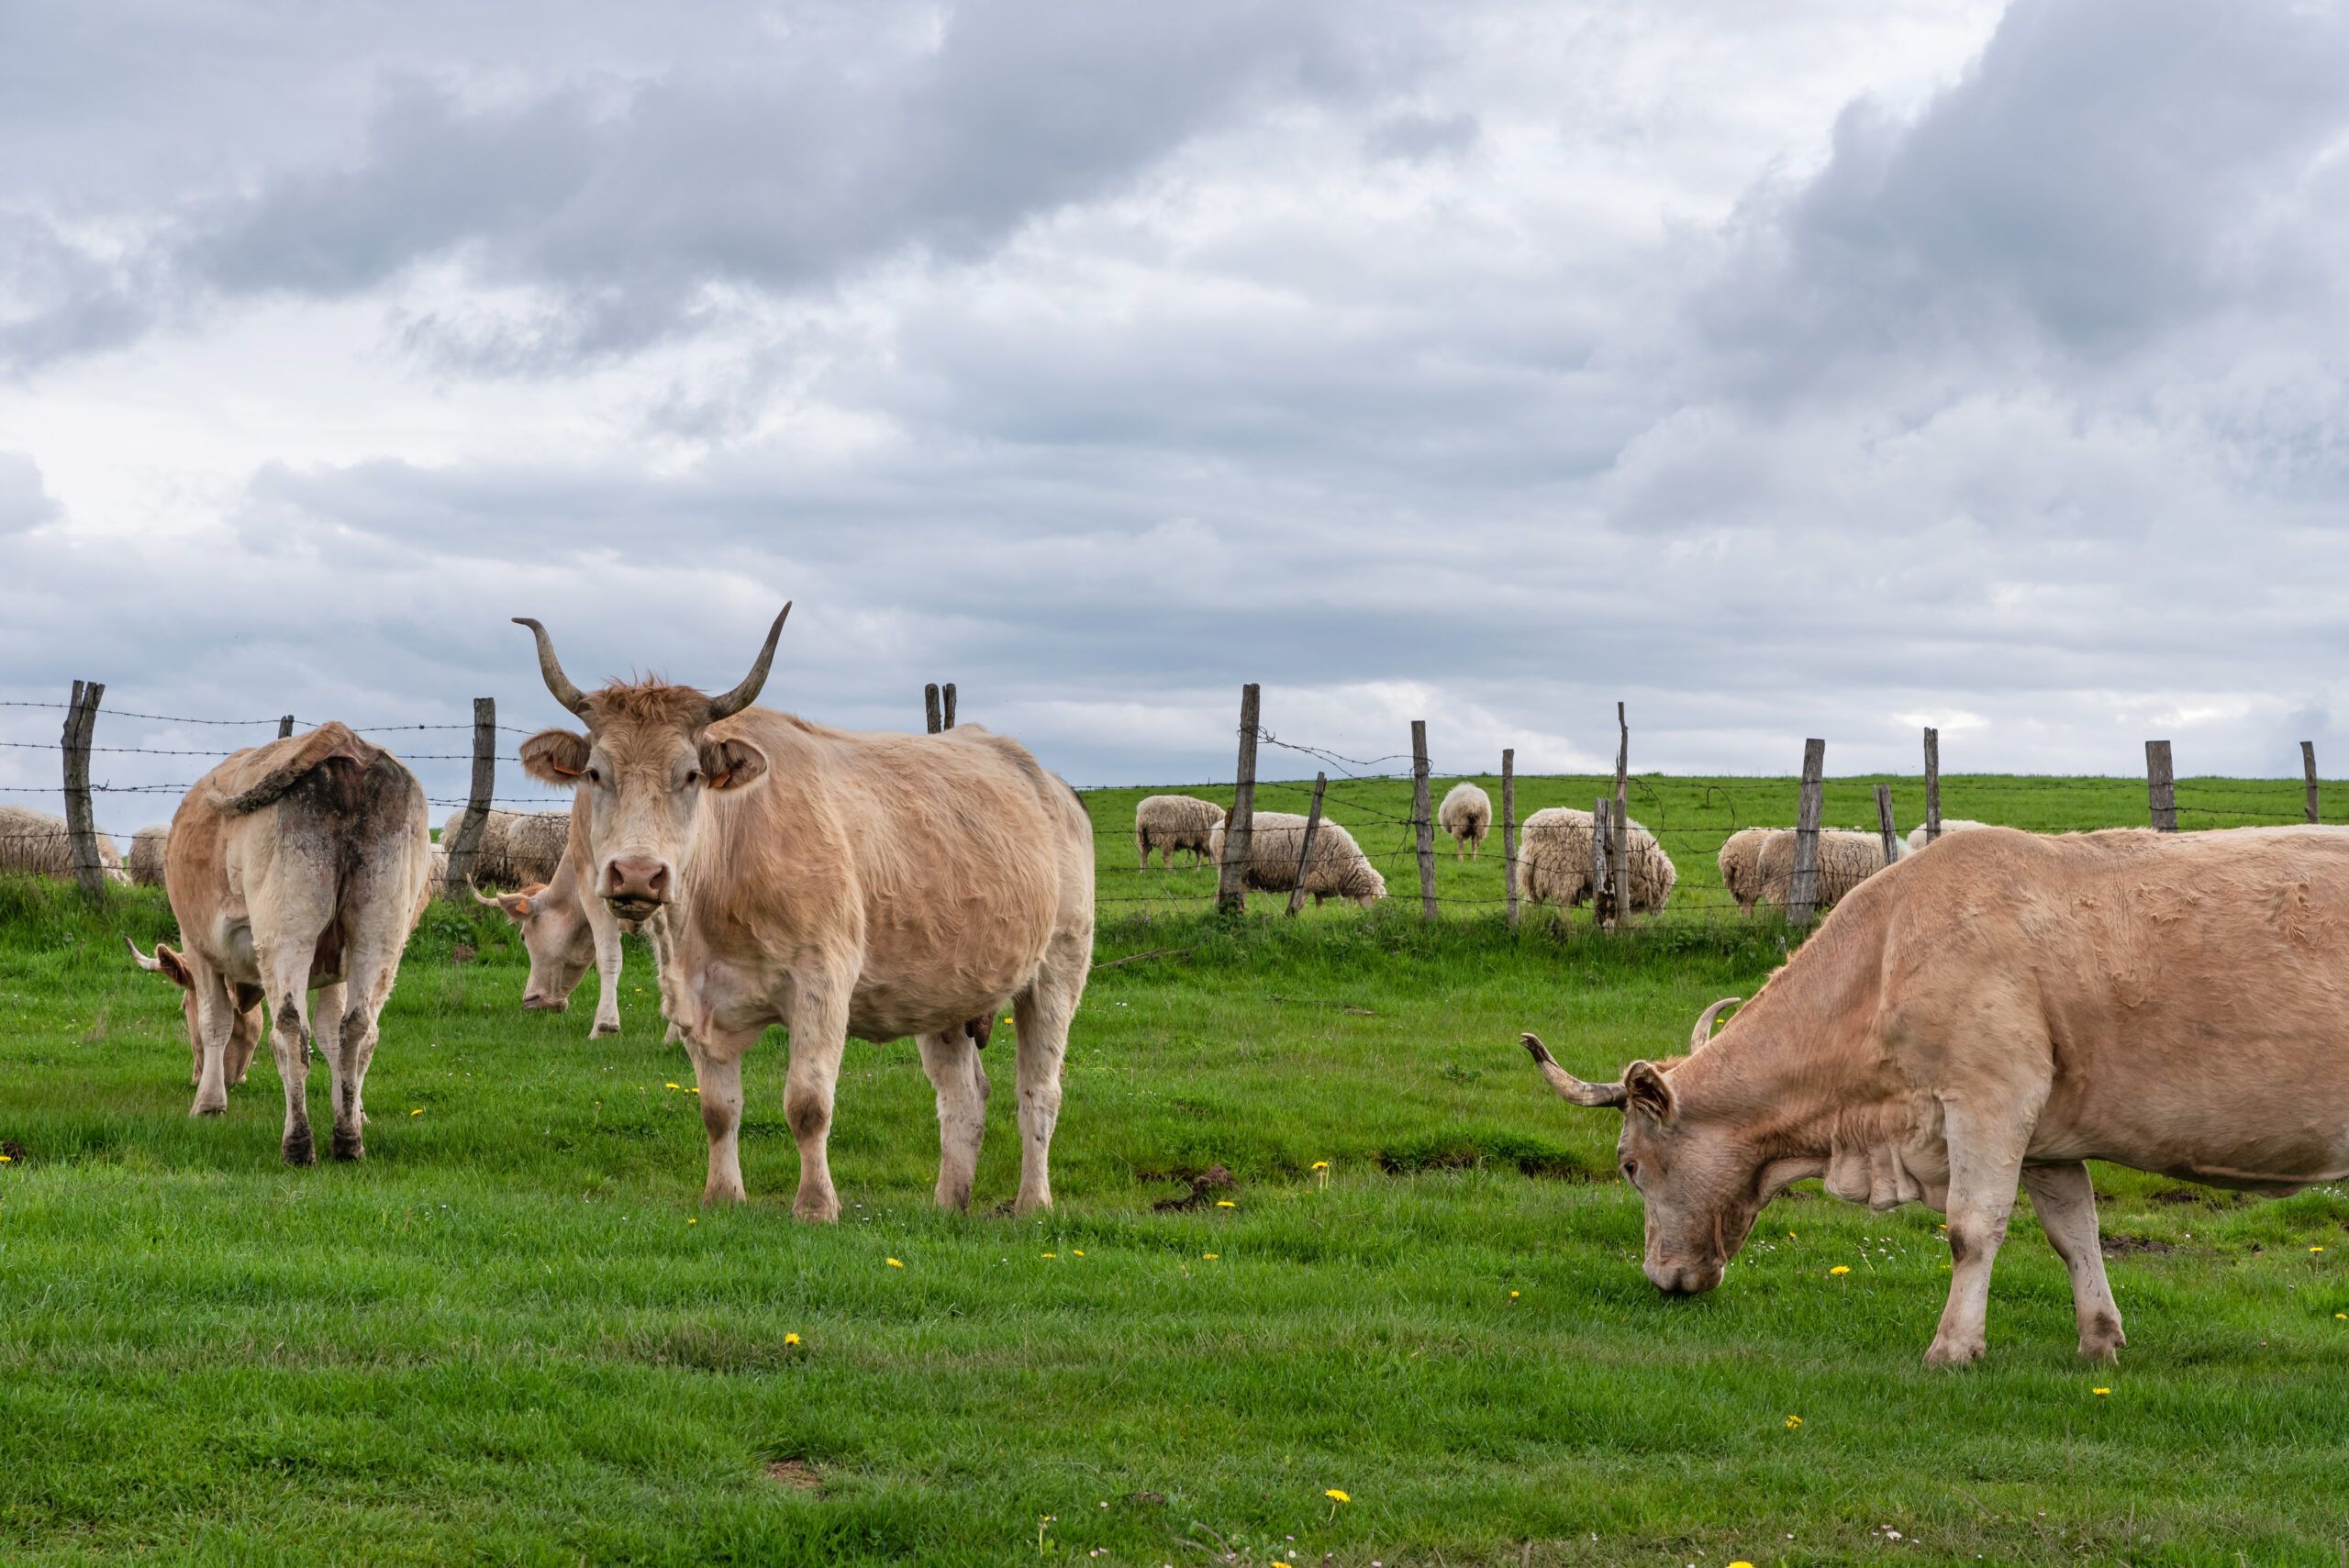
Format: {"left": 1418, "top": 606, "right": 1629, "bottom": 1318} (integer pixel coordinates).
{"left": 601, "top": 855, "right": 672, "bottom": 920}
{"left": 1645, "top": 1258, "right": 1724, "bottom": 1296}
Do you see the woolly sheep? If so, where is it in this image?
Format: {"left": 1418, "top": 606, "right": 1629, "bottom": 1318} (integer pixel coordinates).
{"left": 1437, "top": 782, "right": 1492, "bottom": 860}
{"left": 128, "top": 824, "right": 171, "bottom": 887}
{"left": 438, "top": 806, "right": 570, "bottom": 891}
{"left": 1207, "top": 811, "right": 1386, "bottom": 907}
{"left": 1134, "top": 794, "right": 1226, "bottom": 869}
{"left": 1716, "top": 827, "right": 1886, "bottom": 915}
{"left": 1518, "top": 806, "right": 1675, "bottom": 915}
{"left": 0, "top": 804, "right": 128, "bottom": 884}
{"left": 1904, "top": 818, "right": 1989, "bottom": 855}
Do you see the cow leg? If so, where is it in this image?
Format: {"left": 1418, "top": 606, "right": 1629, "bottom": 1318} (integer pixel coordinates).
{"left": 918, "top": 1029, "right": 987, "bottom": 1212}
{"left": 188, "top": 963, "right": 238, "bottom": 1116}
{"left": 1925, "top": 1095, "right": 2036, "bottom": 1367}
{"left": 311, "top": 984, "right": 356, "bottom": 1159}
{"left": 2022, "top": 1162, "right": 2126, "bottom": 1363}
{"left": 1011, "top": 936, "right": 1087, "bottom": 1215}
{"left": 585, "top": 891, "right": 625, "bottom": 1039}
{"left": 228, "top": 1005, "right": 261, "bottom": 1085}
{"left": 266, "top": 983, "right": 317, "bottom": 1166}
{"left": 685, "top": 1036, "right": 749, "bottom": 1206}
{"left": 783, "top": 999, "right": 850, "bottom": 1223}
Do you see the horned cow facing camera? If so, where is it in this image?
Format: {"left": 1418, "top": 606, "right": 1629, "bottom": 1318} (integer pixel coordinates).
{"left": 511, "top": 606, "right": 1095, "bottom": 1221}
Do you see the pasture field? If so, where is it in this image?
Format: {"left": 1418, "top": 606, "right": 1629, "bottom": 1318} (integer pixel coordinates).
{"left": 5, "top": 774, "right": 2349, "bottom": 1566}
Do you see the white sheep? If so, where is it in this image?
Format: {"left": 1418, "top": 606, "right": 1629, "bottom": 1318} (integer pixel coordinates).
{"left": 1208, "top": 811, "right": 1386, "bottom": 907}
{"left": 0, "top": 804, "right": 128, "bottom": 884}
{"left": 438, "top": 806, "right": 570, "bottom": 890}
{"left": 128, "top": 824, "right": 171, "bottom": 887}
{"left": 1904, "top": 818, "right": 1989, "bottom": 854}
{"left": 1518, "top": 806, "right": 1675, "bottom": 915}
{"left": 1134, "top": 794, "right": 1226, "bottom": 869}
{"left": 1717, "top": 827, "right": 1887, "bottom": 915}
{"left": 1437, "top": 782, "right": 1492, "bottom": 860}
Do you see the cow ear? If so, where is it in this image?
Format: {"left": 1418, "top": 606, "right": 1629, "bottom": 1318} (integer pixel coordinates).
{"left": 700, "top": 736, "right": 768, "bottom": 792}
{"left": 519, "top": 728, "right": 591, "bottom": 784}
{"left": 155, "top": 942, "right": 194, "bottom": 989}
{"left": 498, "top": 893, "right": 533, "bottom": 918}
{"left": 1623, "top": 1059, "right": 1676, "bottom": 1123}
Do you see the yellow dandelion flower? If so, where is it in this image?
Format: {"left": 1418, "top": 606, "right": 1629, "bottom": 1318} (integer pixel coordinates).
{"left": 687, "top": 1086, "right": 700, "bottom": 1095}
{"left": 886, "top": 1257, "right": 905, "bottom": 1269}
{"left": 1216, "top": 1200, "right": 1236, "bottom": 1208}
{"left": 1731, "top": 1562, "right": 1755, "bottom": 1568}
{"left": 2314, "top": 1246, "right": 2326, "bottom": 1254}
{"left": 1310, "top": 1161, "right": 1330, "bottom": 1170}
{"left": 1784, "top": 1416, "right": 1803, "bottom": 1429}
{"left": 1073, "top": 1250, "right": 1085, "bottom": 1257}
{"left": 2092, "top": 1386, "right": 2110, "bottom": 1396}
{"left": 665, "top": 1082, "right": 679, "bottom": 1090}
{"left": 1275, "top": 1562, "right": 1294, "bottom": 1568}
{"left": 785, "top": 1332, "right": 801, "bottom": 1346}
{"left": 409, "top": 1107, "right": 423, "bottom": 1116}
{"left": 687, "top": 1218, "right": 697, "bottom": 1226}
{"left": 0, "top": 1154, "right": 12, "bottom": 1162}
{"left": 1001, "top": 1016, "right": 1013, "bottom": 1025}
{"left": 1829, "top": 1265, "right": 1851, "bottom": 1276}
{"left": 2336, "top": 1313, "right": 2346, "bottom": 1320}
{"left": 1202, "top": 1252, "right": 1219, "bottom": 1261}
{"left": 1042, "top": 1252, "right": 1057, "bottom": 1259}
{"left": 1325, "top": 1489, "right": 1350, "bottom": 1504}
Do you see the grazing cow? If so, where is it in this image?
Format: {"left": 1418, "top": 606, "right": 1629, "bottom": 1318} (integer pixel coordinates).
{"left": 126, "top": 723, "right": 430, "bottom": 1163}
{"left": 470, "top": 792, "right": 629, "bottom": 1035}
{"left": 1519, "top": 826, "right": 2349, "bottom": 1365}
{"left": 511, "top": 606, "right": 1095, "bottom": 1218}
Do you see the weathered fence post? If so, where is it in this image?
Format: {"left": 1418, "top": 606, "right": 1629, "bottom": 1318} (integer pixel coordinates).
{"left": 61, "top": 680, "right": 106, "bottom": 901}
{"left": 1876, "top": 783, "right": 1900, "bottom": 864}
{"left": 1286, "top": 773, "right": 1327, "bottom": 917}
{"left": 941, "top": 683, "right": 957, "bottom": 729}
{"left": 2145, "top": 740, "right": 2176, "bottom": 832}
{"left": 1217, "top": 684, "right": 1260, "bottom": 915}
{"left": 1923, "top": 726, "right": 1941, "bottom": 842}
{"left": 1592, "top": 797, "right": 1613, "bottom": 928}
{"left": 1788, "top": 739, "right": 1826, "bottom": 929}
{"left": 1410, "top": 719, "right": 1436, "bottom": 918}
{"left": 924, "top": 684, "right": 942, "bottom": 735}
{"left": 278, "top": 714, "right": 295, "bottom": 739}
{"left": 2305, "top": 740, "right": 2320, "bottom": 825}
{"left": 443, "top": 698, "right": 497, "bottom": 893}
{"left": 1500, "top": 748, "right": 1519, "bottom": 931}
{"left": 1610, "top": 703, "right": 1630, "bottom": 926}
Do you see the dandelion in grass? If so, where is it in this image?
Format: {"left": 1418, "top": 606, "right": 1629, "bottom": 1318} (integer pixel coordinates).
{"left": 1509, "top": 1290, "right": 1520, "bottom": 1300}
{"left": 2336, "top": 1313, "right": 2345, "bottom": 1320}
{"left": 785, "top": 1332, "right": 801, "bottom": 1347}
{"left": 1731, "top": 1562, "right": 1754, "bottom": 1567}
{"left": 410, "top": 1107, "right": 423, "bottom": 1116}
{"left": 1202, "top": 1252, "right": 1219, "bottom": 1261}
{"left": 2313, "top": 1246, "right": 2326, "bottom": 1254}
{"left": 1041, "top": 1252, "right": 1057, "bottom": 1260}
{"left": 665, "top": 1082, "right": 680, "bottom": 1090}
{"left": 2092, "top": 1386, "right": 2110, "bottom": 1396}
{"left": 1216, "top": 1200, "right": 1235, "bottom": 1208}
{"left": 1784, "top": 1416, "right": 1803, "bottom": 1429}
{"left": 886, "top": 1257, "right": 905, "bottom": 1269}
{"left": 1830, "top": 1265, "right": 1851, "bottom": 1276}
{"left": 1073, "top": 1250, "right": 1085, "bottom": 1257}
{"left": 1325, "top": 1488, "right": 1350, "bottom": 1522}
{"left": 1312, "top": 1160, "right": 1330, "bottom": 1190}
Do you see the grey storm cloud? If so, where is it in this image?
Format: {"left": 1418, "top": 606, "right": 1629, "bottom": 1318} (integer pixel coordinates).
{"left": 3, "top": 0, "right": 2349, "bottom": 809}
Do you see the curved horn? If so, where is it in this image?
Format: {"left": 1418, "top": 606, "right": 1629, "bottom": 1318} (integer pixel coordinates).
{"left": 124, "top": 935, "right": 162, "bottom": 972}
{"left": 1688, "top": 995, "right": 1742, "bottom": 1051}
{"left": 511, "top": 617, "right": 591, "bottom": 717}
{"left": 1520, "top": 1032, "right": 1629, "bottom": 1108}
{"left": 706, "top": 603, "right": 792, "bottom": 720}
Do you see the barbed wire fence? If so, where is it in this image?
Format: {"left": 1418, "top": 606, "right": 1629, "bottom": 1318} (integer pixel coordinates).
{"left": 1, "top": 677, "right": 2338, "bottom": 929}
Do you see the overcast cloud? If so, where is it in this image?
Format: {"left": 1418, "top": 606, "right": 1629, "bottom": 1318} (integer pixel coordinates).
{"left": 5, "top": 0, "right": 2346, "bottom": 830}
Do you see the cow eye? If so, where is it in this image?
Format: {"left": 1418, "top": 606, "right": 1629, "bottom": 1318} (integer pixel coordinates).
{"left": 1620, "top": 1159, "right": 1640, "bottom": 1184}
{"left": 684, "top": 769, "right": 701, "bottom": 787}
{"left": 585, "top": 767, "right": 603, "bottom": 785}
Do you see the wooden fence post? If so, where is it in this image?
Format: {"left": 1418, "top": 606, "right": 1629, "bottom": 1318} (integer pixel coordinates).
{"left": 61, "top": 680, "right": 106, "bottom": 901}
{"left": 1410, "top": 720, "right": 1436, "bottom": 918}
{"left": 1217, "top": 684, "right": 1260, "bottom": 914}
{"left": 2145, "top": 740, "right": 2176, "bottom": 831}
{"left": 1500, "top": 749, "right": 1519, "bottom": 931}
{"left": 1286, "top": 773, "right": 1327, "bottom": 917}
{"left": 1788, "top": 739, "right": 1826, "bottom": 928}
{"left": 941, "top": 683, "right": 957, "bottom": 729}
{"left": 1923, "top": 726, "right": 1941, "bottom": 843}
{"left": 443, "top": 698, "right": 497, "bottom": 893}
{"left": 1876, "top": 783, "right": 1899, "bottom": 864}
{"left": 1592, "top": 797, "right": 1612, "bottom": 927}
{"left": 924, "top": 684, "right": 942, "bottom": 735}
{"left": 278, "top": 714, "right": 295, "bottom": 740}
{"left": 1609, "top": 703, "right": 1630, "bottom": 928}
{"left": 2304, "top": 740, "right": 2319, "bottom": 825}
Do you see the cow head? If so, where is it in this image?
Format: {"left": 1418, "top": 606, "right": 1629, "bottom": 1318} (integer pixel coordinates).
{"left": 1519, "top": 996, "right": 1815, "bottom": 1296}
{"left": 126, "top": 936, "right": 262, "bottom": 1066}
{"left": 511, "top": 606, "right": 789, "bottom": 926}
{"left": 471, "top": 880, "right": 592, "bottom": 1010}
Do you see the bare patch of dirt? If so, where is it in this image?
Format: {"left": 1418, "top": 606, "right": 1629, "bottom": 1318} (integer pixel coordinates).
{"left": 1153, "top": 1165, "right": 1237, "bottom": 1212}
{"left": 450, "top": 942, "right": 477, "bottom": 966}
{"left": 764, "top": 1459, "right": 822, "bottom": 1490}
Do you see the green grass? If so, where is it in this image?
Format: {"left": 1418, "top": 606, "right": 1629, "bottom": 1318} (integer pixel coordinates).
{"left": 5, "top": 775, "right": 2349, "bottom": 1565}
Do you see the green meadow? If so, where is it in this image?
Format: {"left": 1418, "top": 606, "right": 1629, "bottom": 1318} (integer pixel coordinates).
{"left": 4, "top": 774, "right": 2347, "bottom": 1565}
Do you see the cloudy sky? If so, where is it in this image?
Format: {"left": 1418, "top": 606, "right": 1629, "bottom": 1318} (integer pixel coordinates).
{"left": 5, "top": 0, "right": 2347, "bottom": 828}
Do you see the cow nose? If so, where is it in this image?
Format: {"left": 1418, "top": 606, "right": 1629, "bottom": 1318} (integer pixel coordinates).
{"left": 1646, "top": 1260, "right": 1721, "bottom": 1296}
{"left": 603, "top": 856, "right": 670, "bottom": 907}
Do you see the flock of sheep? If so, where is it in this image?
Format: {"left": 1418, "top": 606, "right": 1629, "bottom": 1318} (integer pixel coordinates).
{"left": 1133, "top": 787, "right": 1985, "bottom": 918}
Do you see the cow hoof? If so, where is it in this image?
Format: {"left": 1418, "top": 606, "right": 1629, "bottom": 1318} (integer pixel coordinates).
{"left": 703, "top": 1183, "right": 747, "bottom": 1206}
{"left": 934, "top": 1182, "right": 974, "bottom": 1212}
{"left": 591, "top": 1022, "right": 621, "bottom": 1039}
{"left": 1922, "top": 1337, "right": 1986, "bottom": 1368}
{"left": 792, "top": 1194, "right": 841, "bottom": 1224}
{"left": 2078, "top": 1333, "right": 2125, "bottom": 1363}
{"left": 330, "top": 1129, "right": 365, "bottom": 1162}
{"left": 283, "top": 1131, "right": 317, "bottom": 1166}
{"left": 191, "top": 1102, "right": 227, "bottom": 1118}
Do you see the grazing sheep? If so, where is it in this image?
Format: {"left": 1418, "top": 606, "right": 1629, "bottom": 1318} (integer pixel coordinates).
{"left": 0, "top": 803, "right": 128, "bottom": 884}
{"left": 1134, "top": 794, "right": 1226, "bottom": 869}
{"left": 128, "top": 824, "right": 171, "bottom": 887}
{"left": 1905, "top": 818, "right": 1989, "bottom": 854}
{"left": 1517, "top": 806, "right": 1675, "bottom": 915}
{"left": 1208, "top": 811, "right": 1386, "bottom": 907}
{"left": 1438, "top": 783, "right": 1492, "bottom": 859}
{"left": 438, "top": 806, "right": 570, "bottom": 890}
{"left": 1716, "top": 827, "right": 1887, "bottom": 915}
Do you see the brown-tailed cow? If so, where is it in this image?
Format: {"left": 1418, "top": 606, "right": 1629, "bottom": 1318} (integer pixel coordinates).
{"left": 126, "top": 723, "right": 431, "bottom": 1163}
{"left": 468, "top": 792, "right": 630, "bottom": 1035}
{"left": 511, "top": 606, "right": 1094, "bottom": 1218}
{"left": 1520, "top": 825, "right": 2349, "bottom": 1365}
